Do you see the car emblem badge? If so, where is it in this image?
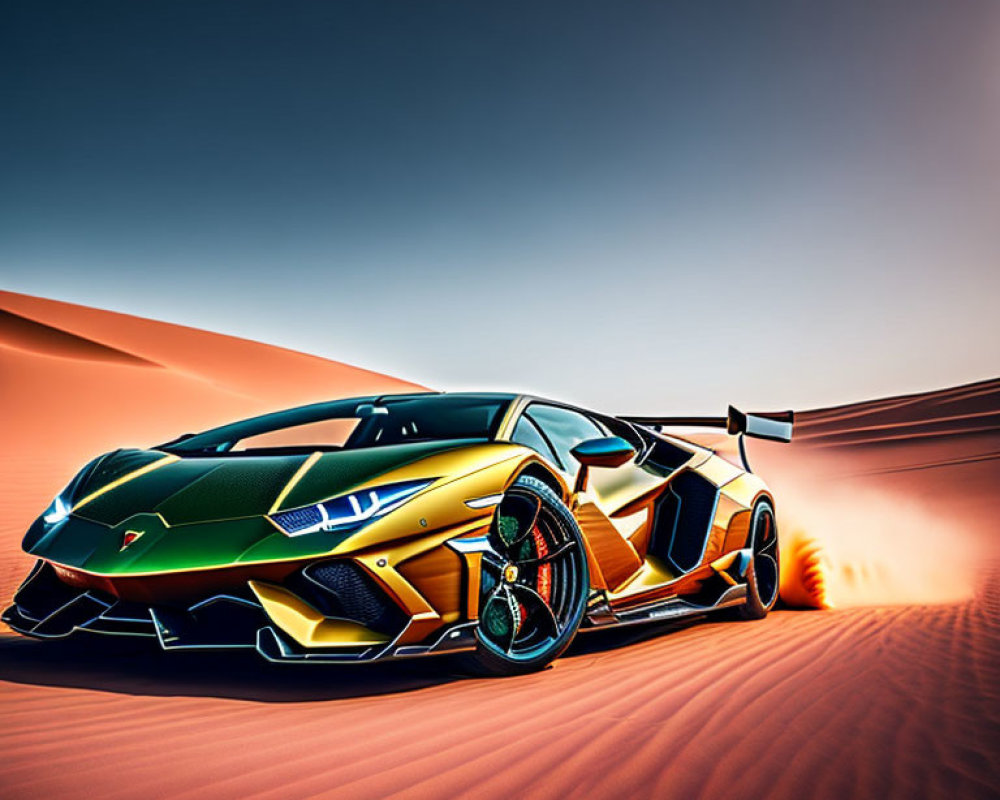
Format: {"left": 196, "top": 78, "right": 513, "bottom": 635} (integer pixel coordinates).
{"left": 120, "top": 530, "right": 144, "bottom": 551}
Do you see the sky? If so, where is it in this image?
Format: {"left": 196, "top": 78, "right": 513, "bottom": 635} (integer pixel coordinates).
{"left": 2, "top": 1, "right": 998, "bottom": 416}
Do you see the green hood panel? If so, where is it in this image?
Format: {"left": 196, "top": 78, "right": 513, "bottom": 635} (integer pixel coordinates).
{"left": 28, "top": 439, "right": 493, "bottom": 575}
{"left": 74, "top": 454, "right": 305, "bottom": 527}
{"left": 72, "top": 440, "right": 477, "bottom": 527}
{"left": 25, "top": 512, "right": 362, "bottom": 576}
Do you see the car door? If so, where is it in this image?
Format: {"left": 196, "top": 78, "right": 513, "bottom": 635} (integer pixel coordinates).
{"left": 512, "top": 403, "right": 649, "bottom": 592}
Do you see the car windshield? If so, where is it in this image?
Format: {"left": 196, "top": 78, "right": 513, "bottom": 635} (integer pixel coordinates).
{"left": 163, "top": 394, "right": 513, "bottom": 455}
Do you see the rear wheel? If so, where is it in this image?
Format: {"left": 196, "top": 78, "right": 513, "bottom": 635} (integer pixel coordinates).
{"left": 460, "top": 475, "right": 589, "bottom": 677}
{"left": 736, "top": 499, "right": 780, "bottom": 620}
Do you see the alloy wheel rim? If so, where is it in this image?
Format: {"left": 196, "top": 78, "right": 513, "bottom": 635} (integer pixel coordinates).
{"left": 477, "top": 489, "right": 584, "bottom": 661}
{"left": 752, "top": 505, "right": 779, "bottom": 608}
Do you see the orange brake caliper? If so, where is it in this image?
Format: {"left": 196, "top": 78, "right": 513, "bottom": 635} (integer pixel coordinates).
{"left": 532, "top": 525, "right": 552, "bottom": 604}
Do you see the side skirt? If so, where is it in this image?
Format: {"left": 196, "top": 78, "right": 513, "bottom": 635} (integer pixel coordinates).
{"left": 584, "top": 584, "right": 747, "bottom": 630}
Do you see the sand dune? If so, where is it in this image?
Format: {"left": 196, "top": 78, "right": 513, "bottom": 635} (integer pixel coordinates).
{"left": 0, "top": 308, "right": 161, "bottom": 366}
{"left": 1, "top": 293, "right": 997, "bottom": 799}
{"left": 0, "top": 290, "right": 425, "bottom": 604}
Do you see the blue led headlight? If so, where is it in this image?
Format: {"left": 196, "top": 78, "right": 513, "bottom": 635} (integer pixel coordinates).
{"left": 38, "top": 454, "right": 107, "bottom": 527}
{"left": 43, "top": 495, "right": 72, "bottom": 525}
{"left": 268, "top": 479, "right": 433, "bottom": 537}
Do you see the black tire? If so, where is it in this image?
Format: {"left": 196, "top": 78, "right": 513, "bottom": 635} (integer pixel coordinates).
{"left": 736, "top": 499, "right": 780, "bottom": 620}
{"left": 459, "top": 475, "right": 589, "bottom": 677}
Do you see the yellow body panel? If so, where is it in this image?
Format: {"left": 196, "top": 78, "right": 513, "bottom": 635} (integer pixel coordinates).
{"left": 609, "top": 555, "right": 677, "bottom": 601}
{"left": 610, "top": 507, "right": 648, "bottom": 542}
{"left": 696, "top": 454, "right": 745, "bottom": 487}
{"left": 573, "top": 495, "right": 643, "bottom": 591}
{"left": 249, "top": 580, "right": 390, "bottom": 647}
{"left": 595, "top": 436, "right": 773, "bottom": 613}
{"left": 720, "top": 471, "right": 769, "bottom": 508}
{"left": 703, "top": 493, "right": 743, "bottom": 564}
{"left": 588, "top": 464, "right": 669, "bottom": 517}
{"left": 250, "top": 447, "right": 553, "bottom": 649}
{"left": 328, "top": 446, "right": 526, "bottom": 554}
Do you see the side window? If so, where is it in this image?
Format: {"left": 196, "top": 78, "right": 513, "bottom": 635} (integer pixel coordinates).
{"left": 524, "top": 404, "right": 606, "bottom": 474}
{"left": 511, "top": 415, "right": 561, "bottom": 466}
{"left": 638, "top": 428, "right": 693, "bottom": 473}
{"left": 597, "top": 415, "right": 645, "bottom": 453}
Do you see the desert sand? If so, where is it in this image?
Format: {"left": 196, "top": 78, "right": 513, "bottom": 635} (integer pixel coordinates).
{"left": 1, "top": 292, "right": 997, "bottom": 799}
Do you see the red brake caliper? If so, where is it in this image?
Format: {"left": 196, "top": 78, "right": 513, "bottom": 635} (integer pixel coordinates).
{"left": 532, "top": 524, "right": 552, "bottom": 604}
{"left": 514, "top": 525, "right": 552, "bottom": 631}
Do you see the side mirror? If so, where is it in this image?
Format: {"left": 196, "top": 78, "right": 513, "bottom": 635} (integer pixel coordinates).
{"left": 570, "top": 436, "right": 637, "bottom": 493}
{"left": 571, "top": 436, "right": 637, "bottom": 468}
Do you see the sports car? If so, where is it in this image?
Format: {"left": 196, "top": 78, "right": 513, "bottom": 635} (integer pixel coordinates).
{"left": 3, "top": 392, "right": 792, "bottom": 676}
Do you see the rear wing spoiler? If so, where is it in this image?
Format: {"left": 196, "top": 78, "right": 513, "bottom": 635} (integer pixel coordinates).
{"left": 620, "top": 406, "right": 794, "bottom": 443}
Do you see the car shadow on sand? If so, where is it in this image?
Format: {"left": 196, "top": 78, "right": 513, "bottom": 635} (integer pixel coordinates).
{"left": 0, "top": 615, "right": 712, "bottom": 702}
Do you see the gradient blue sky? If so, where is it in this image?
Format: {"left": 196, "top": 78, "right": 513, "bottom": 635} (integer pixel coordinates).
{"left": 3, "top": 1, "right": 998, "bottom": 415}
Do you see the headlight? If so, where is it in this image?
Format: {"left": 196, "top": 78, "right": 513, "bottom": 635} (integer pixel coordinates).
{"left": 268, "top": 479, "right": 433, "bottom": 537}
{"left": 42, "top": 495, "right": 71, "bottom": 525}
{"left": 39, "top": 455, "right": 106, "bottom": 526}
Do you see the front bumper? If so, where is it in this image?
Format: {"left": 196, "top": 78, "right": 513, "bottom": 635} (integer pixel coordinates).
{"left": 2, "top": 560, "right": 477, "bottom": 663}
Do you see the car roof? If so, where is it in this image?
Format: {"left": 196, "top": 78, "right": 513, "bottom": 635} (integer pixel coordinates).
{"left": 371, "top": 390, "right": 519, "bottom": 403}
{"left": 370, "top": 390, "right": 606, "bottom": 418}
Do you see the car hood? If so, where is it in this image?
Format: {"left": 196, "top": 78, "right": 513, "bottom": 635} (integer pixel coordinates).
{"left": 78, "top": 441, "right": 490, "bottom": 526}
{"left": 23, "top": 439, "right": 519, "bottom": 577}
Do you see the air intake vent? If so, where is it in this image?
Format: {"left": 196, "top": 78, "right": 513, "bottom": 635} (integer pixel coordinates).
{"left": 650, "top": 471, "right": 719, "bottom": 574}
{"left": 299, "top": 561, "right": 406, "bottom": 635}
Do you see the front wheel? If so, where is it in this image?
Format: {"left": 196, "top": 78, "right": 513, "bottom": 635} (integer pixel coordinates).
{"left": 736, "top": 499, "right": 780, "bottom": 620}
{"left": 460, "top": 475, "right": 589, "bottom": 677}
